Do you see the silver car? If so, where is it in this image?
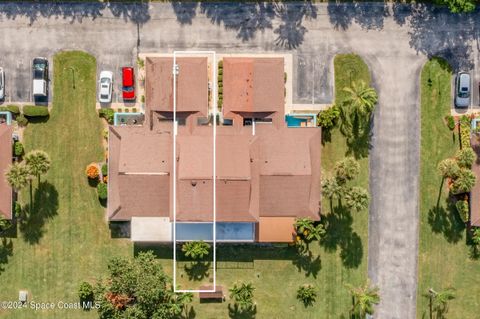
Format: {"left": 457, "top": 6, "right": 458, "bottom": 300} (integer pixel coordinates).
{"left": 98, "top": 71, "right": 113, "bottom": 103}
{"left": 0, "top": 67, "right": 4, "bottom": 100}
{"left": 455, "top": 72, "right": 471, "bottom": 108}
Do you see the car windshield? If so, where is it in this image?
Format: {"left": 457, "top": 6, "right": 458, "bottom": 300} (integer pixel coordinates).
{"left": 100, "top": 94, "right": 109, "bottom": 99}
{"left": 123, "top": 86, "right": 134, "bottom": 92}
{"left": 101, "top": 78, "right": 111, "bottom": 84}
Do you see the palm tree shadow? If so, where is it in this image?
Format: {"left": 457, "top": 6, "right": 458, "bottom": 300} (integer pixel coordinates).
{"left": 292, "top": 250, "right": 321, "bottom": 278}
{"left": 0, "top": 237, "right": 13, "bottom": 274}
{"left": 320, "top": 204, "right": 363, "bottom": 268}
{"left": 19, "top": 181, "right": 59, "bottom": 244}
{"left": 228, "top": 303, "right": 257, "bottom": 319}
{"left": 427, "top": 178, "right": 464, "bottom": 244}
{"left": 345, "top": 115, "right": 372, "bottom": 159}
{"left": 184, "top": 261, "right": 211, "bottom": 281}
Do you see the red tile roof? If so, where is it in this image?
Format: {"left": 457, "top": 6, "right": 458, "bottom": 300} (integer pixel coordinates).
{"left": 0, "top": 124, "right": 12, "bottom": 219}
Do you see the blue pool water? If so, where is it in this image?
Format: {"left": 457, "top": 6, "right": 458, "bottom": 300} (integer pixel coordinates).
{"left": 285, "top": 114, "right": 316, "bottom": 127}
{"left": 175, "top": 222, "right": 255, "bottom": 242}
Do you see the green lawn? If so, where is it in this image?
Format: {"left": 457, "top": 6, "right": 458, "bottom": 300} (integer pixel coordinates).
{"left": 0, "top": 51, "right": 131, "bottom": 319}
{"left": 417, "top": 58, "right": 480, "bottom": 318}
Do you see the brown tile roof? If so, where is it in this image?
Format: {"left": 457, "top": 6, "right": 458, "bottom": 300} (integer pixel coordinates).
{"left": 0, "top": 124, "right": 12, "bottom": 219}
{"left": 108, "top": 126, "right": 171, "bottom": 221}
{"left": 223, "top": 58, "right": 284, "bottom": 117}
{"left": 257, "top": 217, "right": 296, "bottom": 242}
{"left": 470, "top": 135, "right": 480, "bottom": 226}
{"left": 145, "top": 57, "right": 208, "bottom": 116}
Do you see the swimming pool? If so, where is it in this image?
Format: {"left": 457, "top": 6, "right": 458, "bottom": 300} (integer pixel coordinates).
{"left": 285, "top": 113, "right": 317, "bottom": 127}
{"left": 175, "top": 222, "right": 255, "bottom": 242}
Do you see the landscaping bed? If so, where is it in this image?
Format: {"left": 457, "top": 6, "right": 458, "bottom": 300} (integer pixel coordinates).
{"left": 417, "top": 57, "right": 480, "bottom": 318}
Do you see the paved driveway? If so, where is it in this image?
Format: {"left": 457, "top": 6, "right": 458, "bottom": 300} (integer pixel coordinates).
{"left": 0, "top": 2, "right": 478, "bottom": 318}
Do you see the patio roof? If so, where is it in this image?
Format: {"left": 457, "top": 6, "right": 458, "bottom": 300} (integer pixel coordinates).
{"left": 257, "top": 217, "right": 296, "bottom": 242}
{"left": 0, "top": 124, "right": 12, "bottom": 219}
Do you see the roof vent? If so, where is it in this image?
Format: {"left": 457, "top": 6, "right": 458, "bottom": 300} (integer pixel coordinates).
{"left": 191, "top": 181, "right": 197, "bottom": 187}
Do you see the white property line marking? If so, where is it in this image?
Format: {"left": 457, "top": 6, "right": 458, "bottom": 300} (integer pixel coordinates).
{"left": 173, "top": 51, "right": 217, "bottom": 293}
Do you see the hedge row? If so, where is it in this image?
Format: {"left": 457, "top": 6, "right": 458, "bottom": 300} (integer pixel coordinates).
{"left": 0, "top": 105, "right": 20, "bottom": 115}
{"left": 99, "top": 108, "right": 114, "bottom": 124}
{"left": 23, "top": 105, "right": 49, "bottom": 117}
{"left": 218, "top": 60, "right": 223, "bottom": 110}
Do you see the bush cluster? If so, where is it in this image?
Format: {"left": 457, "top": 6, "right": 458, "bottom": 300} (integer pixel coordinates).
{"left": 0, "top": 105, "right": 20, "bottom": 115}
{"left": 23, "top": 105, "right": 49, "bottom": 117}
{"left": 78, "top": 281, "right": 94, "bottom": 302}
{"left": 317, "top": 105, "right": 340, "bottom": 129}
{"left": 99, "top": 108, "right": 115, "bottom": 124}
{"left": 456, "top": 199, "right": 469, "bottom": 223}
{"left": 460, "top": 115, "right": 471, "bottom": 149}
{"left": 218, "top": 60, "right": 223, "bottom": 110}
{"left": 85, "top": 163, "right": 99, "bottom": 179}
{"left": 445, "top": 115, "right": 455, "bottom": 131}
{"left": 97, "top": 182, "right": 107, "bottom": 200}
{"left": 101, "top": 163, "right": 108, "bottom": 176}
{"left": 13, "top": 141, "right": 24, "bottom": 157}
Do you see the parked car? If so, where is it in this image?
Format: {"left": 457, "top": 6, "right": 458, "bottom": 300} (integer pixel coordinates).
{"left": 455, "top": 72, "right": 471, "bottom": 108}
{"left": 98, "top": 71, "right": 113, "bottom": 103}
{"left": 0, "top": 67, "right": 4, "bottom": 100}
{"left": 122, "top": 67, "right": 135, "bottom": 101}
{"left": 33, "top": 57, "right": 48, "bottom": 98}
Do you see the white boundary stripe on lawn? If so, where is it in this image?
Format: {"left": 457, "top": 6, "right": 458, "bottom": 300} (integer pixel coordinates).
{"left": 173, "top": 50, "right": 217, "bottom": 293}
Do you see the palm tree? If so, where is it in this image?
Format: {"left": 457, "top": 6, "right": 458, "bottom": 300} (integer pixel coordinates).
{"left": 229, "top": 282, "right": 255, "bottom": 311}
{"left": 342, "top": 80, "right": 378, "bottom": 116}
{"left": 169, "top": 291, "right": 193, "bottom": 317}
{"left": 295, "top": 218, "right": 314, "bottom": 234}
{"left": 25, "top": 150, "right": 51, "bottom": 184}
{"left": 181, "top": 241, "right": 210, "bottom": 260}
{"left": 304, "top": 223, "right": 325, "bottom": 242}
{"left": 334, "top": 157, "right": 360, "bottom": 184}
{"left": 5, "top": 162, "right": 30, "bottom": 191}
{"left": 347, "top": 281, "right": 380, "bottom": 318}
{"left": 451, "top": 168, "right": 476, "bottom": 194}
{"left": 297, "top": 284, "right": 317, "bottom": 307}
{"left": 345, "top": 187, "right": 370, "bottom": 212}
{"left": 321, "top": 177, "right": 343, "bottom": 201}
{"left": 437, "top": 158, "right": 460, "bottom": 179}
{"left": 427, "top": 287, "right": 455, "bottom": 319}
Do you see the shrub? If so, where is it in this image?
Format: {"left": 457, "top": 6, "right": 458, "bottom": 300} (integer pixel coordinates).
{"left": 23, "top": 105, "right": 49, "bottom": 117}
{"left": 445, "top": 115, "right": 455, "bottom": 130}
{"left": 13, "top": 141, "right": 24, "bottom": 157}
{"left": 78, "top": 281, "right": 94, "bottom": 301}
{"left": 218, "top": 68, "right": 223, "bottom": 75}
{"left": 97, "top": 183, "right": 108, "bottom": 200}
{"left": 182, "top": 241, "right": 210, "bottom": 259}
{"left": 218, "top": 60, "right": 223, "bottom": 69}
{"left": 85, "top": 163, "right": 99, "bottom": 179}
{"left": 437, "top": 158, "right": 460, "bottom": 179}
{"left": 455, "top": 199, "right": 469, "bottom": 223}
{"left": 141, "top": 95, "right": 145, "bottom": 103}
{"left": 297, "top": 284, "right": 317, "bottom": 307}
{"left": 317, "top": 105, "right": 340, "bottom": 129}
{"left": 136, "top": 57, "right": 144, "bottom": 69}
{"left": 218, "top": 74, "right": 223, "bottom": 83}
{"left": 16, "top": 114, "right": 28, "bottom": 127}
{"left": 284, "top": 72, "right": 287, "bottom": 83}
{"left": 99, "top": 108, "right": 114, "bottom": 124}
{"left": 102, "top": 129, "right": 108, "bottom": 140}
{"left": 101, "top": 163, "right": 108, "bottom": 176}
{"left": 456, "top": 148, "right": 476, "bottom": 168}
{"left": 132, "top": 108, "right": 137, "bottom": 113}
{"left": 0, "top": 105, "right": 20, "bottom": 115}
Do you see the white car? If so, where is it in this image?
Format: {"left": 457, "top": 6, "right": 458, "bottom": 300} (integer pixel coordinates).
{"left": 0, "top": 67, "right": 4, "bottom": 100}
{"left": 98, "top": 71, "right": 113, "bottom": 103}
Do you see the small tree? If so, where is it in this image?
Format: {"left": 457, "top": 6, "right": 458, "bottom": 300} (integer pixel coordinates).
{"left": 347, "top": 281, "right": 380, "bottom": 318}
{"left": 229, "top": 282, "right": 255, "bottom": 311}
{"left": 85, "top": 163, "right": 100, "bottom": 180}
{"left": 427, "top": 287, "right": 455, "bottom": 319}
{"left": 334, "top": 157, "right": 360, "bottom": 184}
{"left": 25, "top": 150, "right": 51, "bottom": 184}
{"left": 342, "top": 80, "right": 378, "bottom": 116}
{"left": 472, "top": 228, "right": 480, "bottom": 247}
{"left": 345, "top": 187, "right": 370, "bottom": 212}
{"left": 456, "top": 148, "right": 476, "bottom": 168}
{"left": 317, "top": 105, "right": 340, "bottom": 129}
{"left": 5, "top": 162, "right": 30, "bottom": 191}
{"left": 455, "top": 199, "right": 469, "bottom": 223}
{"left": 13, "top": 141, "right": 24, "bottom": 157}
{"left": 78, "top": 281, "right": 94, "bottom": 302}
{"left": 451, "top": 168, "right": 476, "bottom": 194}
{"left": 97, "top": 183, "right": 108, "bottom": 200}
{"left": 297, "top": 284, "right": 317, "bottom": 307}
{"left": 437, "top": 158, "right": 460, "bottom": 179}
{"left": 181, "top": 241, "right": 210, "bottom": 260}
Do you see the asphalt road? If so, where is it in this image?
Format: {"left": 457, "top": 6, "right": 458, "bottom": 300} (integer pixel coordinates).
{"left": 0, "top": 2, "right": 479, "bottom": 318}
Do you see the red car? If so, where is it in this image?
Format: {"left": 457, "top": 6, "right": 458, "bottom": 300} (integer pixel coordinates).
{"left": 122, "top": 67, "right": 135, "bottom": 100}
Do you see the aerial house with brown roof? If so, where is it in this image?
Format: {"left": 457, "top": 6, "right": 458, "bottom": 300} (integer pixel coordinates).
{"left": 108, "top": 55, "right": 321, "bottom": 243}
